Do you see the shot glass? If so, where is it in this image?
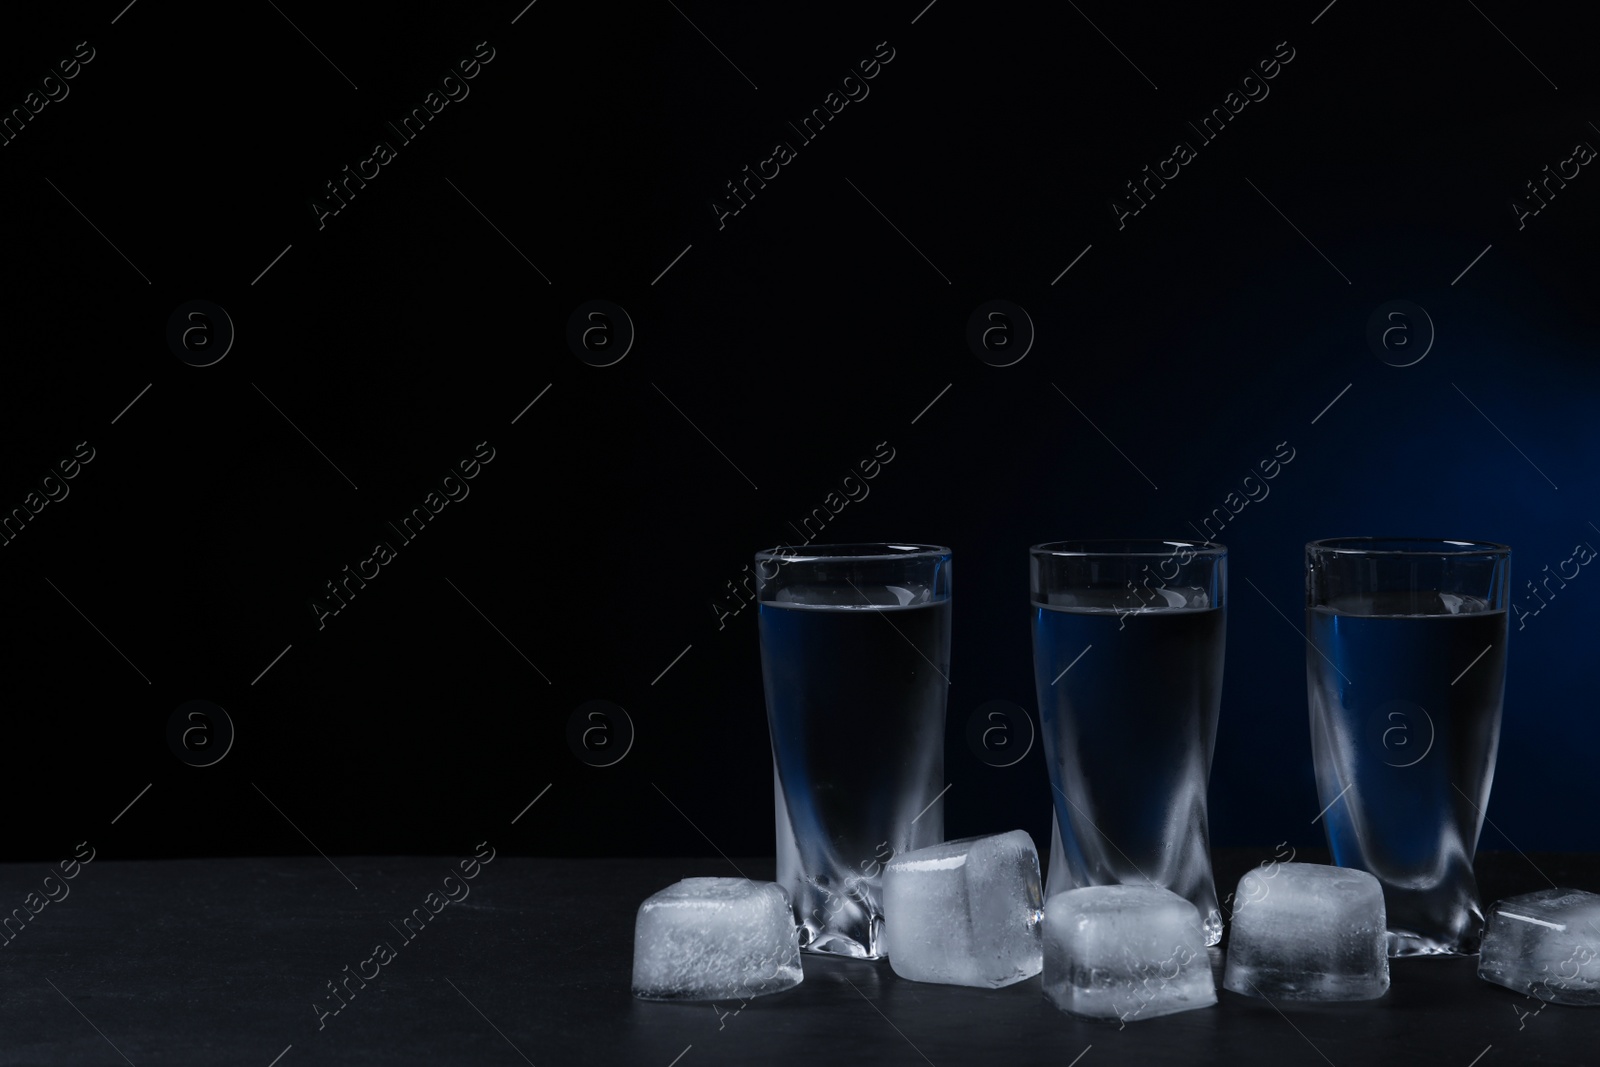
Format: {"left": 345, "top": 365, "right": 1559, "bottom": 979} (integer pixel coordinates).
{"left": 757, "top": 543, "right": 952, "bottom": 959}
{"left": 1306, "top": 537, "right": 1511, "bottom": 956}
{"left": 1031, "top": 540, "right": 1227, "bottom": 945}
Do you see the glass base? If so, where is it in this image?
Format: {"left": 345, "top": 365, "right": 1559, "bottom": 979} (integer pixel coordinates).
{"left": 1386, "top": 928, "right": 1480, "bottom": 958}
{"left": 1378, "top": 882, "right": 1485, "bottom": 957}
{"left": 799, "top": 913, "right": 886, "bottom": 959}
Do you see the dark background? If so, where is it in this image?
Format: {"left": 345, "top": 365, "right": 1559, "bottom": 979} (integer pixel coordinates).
{"left": 2, "top": 0, "right": 1596, "bottom": 864}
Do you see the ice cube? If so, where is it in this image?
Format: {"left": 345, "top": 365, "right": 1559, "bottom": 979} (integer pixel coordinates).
{"left": 1223, "top": 863, "right": 1388, "bottom": 1001}
{"left": 631, "top": 877, "right": 803, "bottom": 1001}
{"left": 1479, "top": 888, "right": 1600, "bottom": 1006}
{"left": 1042, "top": 884, "right": 1216, "bottom": 1022}
{"left": 882, "top": 830, "right": 1044, "bottom": 987}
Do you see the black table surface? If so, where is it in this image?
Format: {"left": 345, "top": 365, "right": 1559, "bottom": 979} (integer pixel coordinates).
{"left": 0, "top": 849, "right": 1593, "bottom": 1066}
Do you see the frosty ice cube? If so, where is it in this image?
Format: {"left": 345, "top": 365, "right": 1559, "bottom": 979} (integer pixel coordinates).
{"left": 882, "top": 830, "right": 1043, "bottom": 988}
{"left": 1042, "top": 884, "right": 1216, "bottom": 1022}
{"left": 631, "top": 877, "right": 803, "bottom": 1001}
{"left": 1479, "top": 888, "right": 1600, "bottom": 1006}
{"left": 1223, "top": 862, "right": 1388, "bottom": 1001}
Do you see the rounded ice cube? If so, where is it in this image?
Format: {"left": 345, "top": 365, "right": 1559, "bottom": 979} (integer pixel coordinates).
{"left": 1478, "top": 888, "right": 1600, "bottom": 1006}
{"left": 1042, "top": 884, "right": 1217, "bottom": 1021}
{"left": 1223, "top": 862, "right": 1389, "bottom": 1001}
{"left": 631, "top": 877, "right": 803, "bottom": 1001}
{"left": 883, "top": 830, "right": 1044, "bottom": 988}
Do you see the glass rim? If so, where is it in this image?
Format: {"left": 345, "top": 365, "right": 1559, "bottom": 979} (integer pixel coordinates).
{"left": 755, "top": 542, "right": 951, "bottom": 564}
{"left": 1030, "top": 539, "right": 1226, "bottom": 559}
{"left": 1306, "top": 536, "right": 1510, "bottom": 558}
